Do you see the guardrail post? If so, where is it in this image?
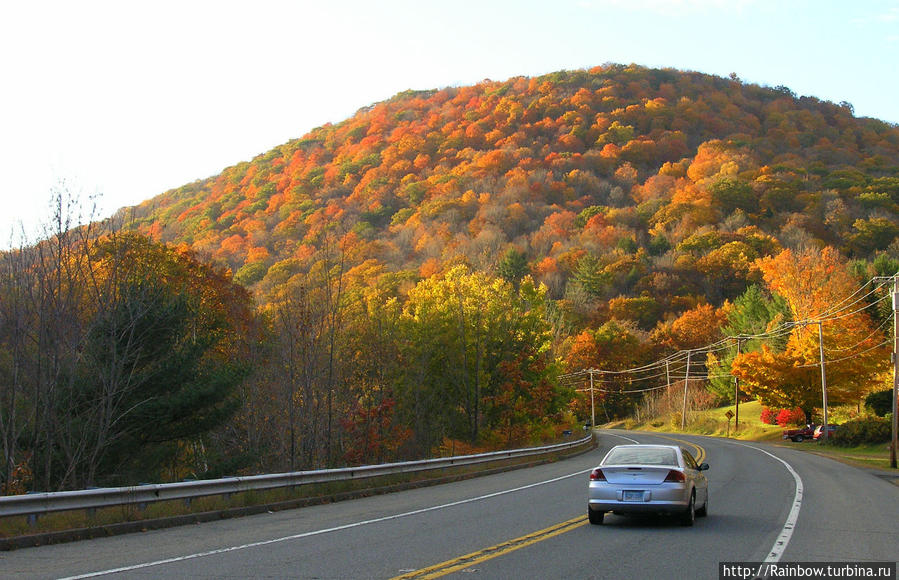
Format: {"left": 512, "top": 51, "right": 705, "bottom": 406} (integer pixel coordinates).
{"left": 85, "top": 486, "right": 97, "bottom": 519}
{"left": 182, "top": 479, "right": 195, "bottom": 507}
{"left": 137, "top": 483, "right": 151, "bottom": 511}
{"left": 25, "top": 491, "right": 38, "bottom": 527}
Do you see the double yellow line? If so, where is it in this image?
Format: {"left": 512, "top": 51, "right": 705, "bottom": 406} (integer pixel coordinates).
{"left": 394, "top": 437, "right": 707, "bottom": 579}
{"left": 391, "top": 516, "right": 586, "bottom": 579}
{"left": 652, "top": 435, "right": 707, "bottom": 464}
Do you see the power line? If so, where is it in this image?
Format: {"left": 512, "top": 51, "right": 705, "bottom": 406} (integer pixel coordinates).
{"left": 560, "top": 273, "right": 896, "bottom": 391}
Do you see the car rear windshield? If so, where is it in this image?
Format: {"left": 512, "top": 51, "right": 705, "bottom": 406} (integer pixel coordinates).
{"left": 603, "top": 447, "right": 678, "bottom": 466}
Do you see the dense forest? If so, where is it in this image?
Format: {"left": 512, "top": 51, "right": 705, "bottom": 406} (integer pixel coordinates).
{"left": 2, "top": 64, "right": 899, "bottom": 492}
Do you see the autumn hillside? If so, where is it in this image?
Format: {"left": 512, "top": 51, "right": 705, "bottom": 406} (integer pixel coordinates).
{"left": 4, "top": 64, "right": 899, "bottom": 491}
{"left": 125, "top": 64, "right": 899, "bottom": 312}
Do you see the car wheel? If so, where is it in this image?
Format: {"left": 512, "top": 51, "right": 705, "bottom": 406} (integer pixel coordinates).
{"left": 793, "top": 435, "right": 804, "bottom": 442}
{"left": 588, "top": 508, "right": 604, "bottom": 525}
{"left": 696, "top": 494, "right": 708, "bottom": 517}
{"left": 681, "top": 492, "right": 695, "bottom": 526}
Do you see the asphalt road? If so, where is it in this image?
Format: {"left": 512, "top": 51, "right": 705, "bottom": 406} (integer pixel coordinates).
{"left": 3, "top": 430, "right": 897, "bottom": 579}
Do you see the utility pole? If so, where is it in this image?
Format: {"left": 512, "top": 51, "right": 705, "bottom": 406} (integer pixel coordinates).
{"left": 891, "top": 277, "right": 898, "bottom": 468}
{"left": 734, "top": 337, "right": 743, "bottom": 433}
{"left": 681, "top": 350, "right": 692, "bottom": 431}
{"left": 817, "top": 321, "right": 829, "bottom": 441}
{"left": 589, "top": 369, "right": 596, "bottom": 430}
{"left": 665, "top": 359, "right": 671, "bottom": 423}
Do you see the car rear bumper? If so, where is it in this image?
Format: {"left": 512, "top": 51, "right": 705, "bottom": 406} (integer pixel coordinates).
{"left": 588, "top": 483, "right": 692, "bottom": 514}
{"left": 588, "top": 498, "right": 690, "bottom": 514}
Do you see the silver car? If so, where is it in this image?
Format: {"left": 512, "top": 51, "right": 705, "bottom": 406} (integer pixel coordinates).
{"left": 587, "top": 444, "right": 709, "bottom": 526}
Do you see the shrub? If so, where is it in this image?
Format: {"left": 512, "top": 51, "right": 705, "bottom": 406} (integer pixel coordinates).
{"left": 830, "top": 417, "right": 891, "bottom": 447}
{"left": 761, "top": 407, "right": 806, "bottom": 426}
{"left": 865, "top": 389, "right": 893, "bottom": 417}
{"left": 776, "top": 407, "right": 805, "bottom": 427}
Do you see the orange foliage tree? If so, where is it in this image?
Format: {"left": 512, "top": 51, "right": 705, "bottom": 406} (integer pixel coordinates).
{"left": 732, "top": 248, "right": 889, "bottom": 416}
{"left": 651, "top": 303, "right": 728, "bottom": 351}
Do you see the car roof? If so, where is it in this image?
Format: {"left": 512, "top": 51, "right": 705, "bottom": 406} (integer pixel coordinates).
{"left": 601, "top": 444, "right": 684, "bottom": 466}
{"left": 607, "top": 444, "right": 681, "bottom": 452}
{"left": 611, "top": 443, "right": 678, "bottom": 448}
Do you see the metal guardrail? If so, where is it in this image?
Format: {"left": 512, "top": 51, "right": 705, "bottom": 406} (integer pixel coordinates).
{"left": 0, "top": 434, "right": 594, "bottom": 518}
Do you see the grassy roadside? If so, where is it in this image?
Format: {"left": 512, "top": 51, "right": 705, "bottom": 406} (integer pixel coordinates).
{"left": 611, "top": 400, "right": 897, "bottom": 472}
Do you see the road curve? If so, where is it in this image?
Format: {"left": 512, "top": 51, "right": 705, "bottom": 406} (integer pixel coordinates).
{"left": 2, "top": 431, "right": 896, "bottom": 579}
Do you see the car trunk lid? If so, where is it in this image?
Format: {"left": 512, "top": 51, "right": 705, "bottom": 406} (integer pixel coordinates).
{"left": 600, "top": 466, "right": 674, "bottom": 485}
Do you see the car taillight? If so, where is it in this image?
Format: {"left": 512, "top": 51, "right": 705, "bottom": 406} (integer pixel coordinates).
{"left": 590, "top": 468, "right": 606, "bottom": 481}
{"left": 664, "top": 469, "right": 686, "bottom": 482}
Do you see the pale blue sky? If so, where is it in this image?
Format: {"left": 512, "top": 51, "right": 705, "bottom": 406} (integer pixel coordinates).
{"left": 2, "top": 0, "right": 897, "bottom": 246}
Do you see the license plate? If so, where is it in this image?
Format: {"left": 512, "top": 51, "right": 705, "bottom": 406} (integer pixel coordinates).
{"left": 623, "top": 490, "right": 644, "bottom": 502}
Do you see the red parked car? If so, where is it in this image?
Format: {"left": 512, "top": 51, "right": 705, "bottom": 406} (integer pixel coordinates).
{"left": 782, "top": 424, "right": 816, "bottom": 442}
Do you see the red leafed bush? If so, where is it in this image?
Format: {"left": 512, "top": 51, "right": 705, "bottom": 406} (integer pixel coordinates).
{"left": 776, "top": 407, "right": 805, "bottom": 427}
{"left": 760, "top": 407, "right": 777, "bottom": 424}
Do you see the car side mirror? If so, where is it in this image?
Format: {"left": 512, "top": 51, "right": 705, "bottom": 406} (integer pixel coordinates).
{"left": 699, "top": 463, "right": 710, "bottom": 471}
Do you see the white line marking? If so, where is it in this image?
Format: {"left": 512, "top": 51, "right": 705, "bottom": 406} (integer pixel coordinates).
{"left": 603, "top": 431, "right": 640, "bottom": 444}
{"left": 59, "top": 469, "right": 593, "bottom": 579}
{"left": 729, "top": 442, "right": 803, "bottom": 563}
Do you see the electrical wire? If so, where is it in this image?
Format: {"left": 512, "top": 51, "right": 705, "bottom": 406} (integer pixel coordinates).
{"left": 561, "top": 273, "right": 897, "bottom": 394}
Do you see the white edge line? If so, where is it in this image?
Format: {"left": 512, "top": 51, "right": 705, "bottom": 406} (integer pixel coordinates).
{"left": 728, "top": 441, "right": 803, "bottom": 564}
{"left": 59, "top": 469, "right": 594, "bottom": 579}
